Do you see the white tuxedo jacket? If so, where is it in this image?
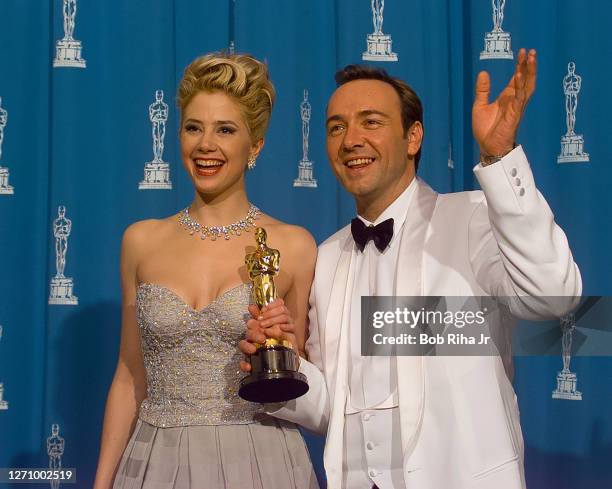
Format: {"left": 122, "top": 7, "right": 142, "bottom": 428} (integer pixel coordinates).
{"left": 270, "top": 147, "right": 581, "bottom": 489}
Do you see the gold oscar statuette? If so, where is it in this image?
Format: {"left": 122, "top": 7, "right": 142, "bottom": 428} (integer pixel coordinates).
{"left": 238, "top": 227, "right": 309, "bottom": 403}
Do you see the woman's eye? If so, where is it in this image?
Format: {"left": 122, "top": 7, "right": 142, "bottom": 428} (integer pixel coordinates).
{"left": 219, "top": 126, "right": 236, "bottom": 134}
{"left": 184, "top": 124, "right": 200, "bottom": 133}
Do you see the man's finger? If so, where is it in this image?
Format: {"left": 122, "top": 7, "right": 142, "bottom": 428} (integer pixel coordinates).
{"left": 264, "top": 325, "right": 285, "bottom": 339}
{"left": 248, "top": 304, "right": 261, "bottom": 320}
{"left": 281, "top": 332, "right": 298, "bottom": 350}
{"left": 515, "top": 49, "right": 526, "bottom": 86}
{"left": 279, "top": 323, "right": 296, "bottom": 333}
{"left": 261, "top": 305, "right": 290, "bottom": 320}
{"left": 513, "top": 71, "right": 526, "bottom": 104}
{"left": 239, "top": 339, "right": 258, "bottom": 355}
{"left": 516, "top": 48, "right": 526, "bottom": 69}
{"left": 525, "top": 49, "right": 537, "bottom": 97}
{"left": 260, "top": 297, "right": 285, "bottom": 314}
{"left": 246, "top": 318, "right": 263, "bottom": 330}
{"left": 246, "top": 329, "right": 266, "bottom": 344}
{"left": 474, "top": 71, "right": 491, "bottom": 106}
{"left": 261, "top": 313, "right": 291, "bottom": 328}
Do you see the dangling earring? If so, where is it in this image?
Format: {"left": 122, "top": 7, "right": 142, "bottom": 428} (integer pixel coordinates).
{"left": 247, "top": 155, "right": 257, "bottom": 170}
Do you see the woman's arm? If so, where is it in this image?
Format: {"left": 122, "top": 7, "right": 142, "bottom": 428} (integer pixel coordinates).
{"left": 93, "top": 224, "right": 148, "bottom": 489}
{"left": 281, "top": 226, "right": 317, "bottom": 357}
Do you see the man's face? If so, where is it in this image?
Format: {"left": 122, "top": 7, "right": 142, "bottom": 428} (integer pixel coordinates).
{"left": 326, "top": 79, "right": 420, "bottom": 210}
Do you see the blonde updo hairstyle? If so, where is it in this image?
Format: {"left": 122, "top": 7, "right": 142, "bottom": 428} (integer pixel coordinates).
{"left": 178, "top": 53, "right": 276, "bottom": 143}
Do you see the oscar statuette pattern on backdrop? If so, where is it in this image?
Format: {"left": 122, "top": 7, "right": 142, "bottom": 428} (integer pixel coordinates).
{"left": 0, "top": 1, "right": 610, "bottom": 487}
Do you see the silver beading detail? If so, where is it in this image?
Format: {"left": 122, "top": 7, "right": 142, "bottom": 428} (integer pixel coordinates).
{"left": 178, "top": 204, "right": 261, "bottom": 241}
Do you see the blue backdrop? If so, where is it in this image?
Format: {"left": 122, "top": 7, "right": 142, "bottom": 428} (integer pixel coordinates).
{"left": 0, "top": 1, "right": 610, "bottom": 487}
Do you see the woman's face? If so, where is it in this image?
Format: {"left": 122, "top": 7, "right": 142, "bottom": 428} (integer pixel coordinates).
{"left": 180, "top": 91, "right": 261, "bottom": 199}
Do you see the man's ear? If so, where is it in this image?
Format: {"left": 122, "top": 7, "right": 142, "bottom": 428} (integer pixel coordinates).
{"left": 407, "top": 121, "right": 424, "bottom": 158}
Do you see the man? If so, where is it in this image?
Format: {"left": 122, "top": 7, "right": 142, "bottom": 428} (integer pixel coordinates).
{"left": 240, "top": 49, "right": 581, "bottom": 489}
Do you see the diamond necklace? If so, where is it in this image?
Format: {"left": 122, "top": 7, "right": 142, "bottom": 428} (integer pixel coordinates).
{"left": 178, "top": 204, "right": 261, "bottom": 241}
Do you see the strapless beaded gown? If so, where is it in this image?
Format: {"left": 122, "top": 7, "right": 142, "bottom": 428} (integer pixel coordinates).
{"left": 112, "top": 283, "right": 319, "bottom": 489}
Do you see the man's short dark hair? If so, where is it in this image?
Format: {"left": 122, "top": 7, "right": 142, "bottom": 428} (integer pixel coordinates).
{"left": 335, "top": 64, "right": 424, "bottom": 170}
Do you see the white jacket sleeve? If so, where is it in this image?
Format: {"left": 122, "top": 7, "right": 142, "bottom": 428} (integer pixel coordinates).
{"left": 471, "top": 145, "right": 582, "bottom": 318}
{"left": 264, "top": 279, "right": 330, "bottom": 435}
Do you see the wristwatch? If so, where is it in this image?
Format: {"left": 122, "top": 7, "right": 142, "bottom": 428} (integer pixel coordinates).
{"left": 480, "top": 143, "right": 517, "bottom": 166}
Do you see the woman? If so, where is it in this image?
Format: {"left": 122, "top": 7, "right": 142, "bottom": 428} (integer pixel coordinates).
{"left": 93, "top": 53, "right": 319, "bottom": 489}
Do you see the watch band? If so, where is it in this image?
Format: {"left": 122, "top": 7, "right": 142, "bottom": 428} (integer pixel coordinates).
{"left": 480, "top": 143, "right": 518, "bottom": 166}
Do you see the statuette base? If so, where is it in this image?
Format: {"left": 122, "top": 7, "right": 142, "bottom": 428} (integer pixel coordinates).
{"left": 239, "top": 345, "right": 309, "bottom": 403}
{"left": 293, "top": 159, "right": 318, "bottom": 188}
{"left": 53, "top": 40, "right": 86, "bottom": 68}
{"left": 363, "top": 34, "right": 398, "bottom": 62}
{"left": 139, "top": 162, "right": 172, "bottom": 189}
{"left": 49, "top": 277, "right": 78, "bottom": 305}
{"left": 557, "top": 134, "right": 589, "bottom": 163}
{"left": 480, "top": 31, "right": 513, "bottom": 60}
{"left": 0, "top": 383, "right": 7, "bottom": 410}
{"left": 552, "top": 370, "right": 582, "bottom": 400}
{"left": 0, "top": 167, "right": 13, "bottom": 194}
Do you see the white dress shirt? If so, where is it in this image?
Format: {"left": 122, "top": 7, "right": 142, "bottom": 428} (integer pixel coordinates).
{"left": 343, "top": 180, "right": 416, "bottom": 489}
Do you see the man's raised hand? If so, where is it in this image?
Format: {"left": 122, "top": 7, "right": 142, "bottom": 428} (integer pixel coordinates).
{"left": 473, "top": 48, "right": 537, "bottom": 159}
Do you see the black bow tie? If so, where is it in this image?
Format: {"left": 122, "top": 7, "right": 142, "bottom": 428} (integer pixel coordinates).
{"left": 351, "top": 217, "right": 394, "bottom": 252}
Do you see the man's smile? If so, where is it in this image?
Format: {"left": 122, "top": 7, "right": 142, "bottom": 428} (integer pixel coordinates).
{"left": 343, "top": 156, "right": 376, "bottom": 169}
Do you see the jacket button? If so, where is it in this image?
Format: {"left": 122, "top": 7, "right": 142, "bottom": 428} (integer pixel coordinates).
{"left": 510, "top": 168, "right": 518, "bottom": 177}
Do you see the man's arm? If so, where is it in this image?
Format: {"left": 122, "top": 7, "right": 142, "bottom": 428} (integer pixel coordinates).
{"left": 264, "top": 288, "right": 330, "bottom": 436}
{"left": 472, "top": 146, "right": 581, "bottom": 315}
{"left": 470, "top": 48, "right": 581, "bottom": 316}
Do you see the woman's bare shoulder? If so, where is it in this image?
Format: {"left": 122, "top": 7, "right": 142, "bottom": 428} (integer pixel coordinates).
{"left": 257, "top": 214, "right": 317, "bottom": 256}
{"left": 122, "top": 214, "right": 180, "bottom": 253}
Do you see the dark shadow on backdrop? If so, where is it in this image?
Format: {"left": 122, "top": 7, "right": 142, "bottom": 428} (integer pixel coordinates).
{"left": 525, "top": 418, "right": 612, "bottom": 488}
{"left": 48, "top": 301, "right": 121, "bottom": 489}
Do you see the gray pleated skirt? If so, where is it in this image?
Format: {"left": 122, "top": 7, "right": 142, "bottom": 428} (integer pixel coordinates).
{"left": 112, "top": 416, "right": 320, "bottom": 489}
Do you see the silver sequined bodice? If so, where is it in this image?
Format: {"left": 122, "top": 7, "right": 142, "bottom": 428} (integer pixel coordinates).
{"left": 137, "top": 283, "right": 263, "bottom": 427}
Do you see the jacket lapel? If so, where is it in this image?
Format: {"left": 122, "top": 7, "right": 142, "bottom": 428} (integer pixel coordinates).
{"left": 395, "top": 178, "right": 438, "bottom": 459}
{"left": 321, "top": 232, "right": 355, "bottom": 376}
{"left": 322, "top": 232, "right": 356, "bottom": 487}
